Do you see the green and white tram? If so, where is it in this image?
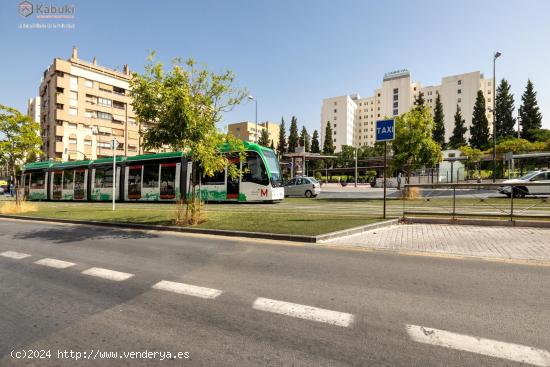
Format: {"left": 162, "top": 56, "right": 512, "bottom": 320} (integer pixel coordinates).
{"left": 22, "top": 142, "right": 284, "bottom": 203}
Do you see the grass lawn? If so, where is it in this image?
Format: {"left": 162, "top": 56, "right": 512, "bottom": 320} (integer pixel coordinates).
{"left": 1, "top": 199, "right": 387, "bottom": 236}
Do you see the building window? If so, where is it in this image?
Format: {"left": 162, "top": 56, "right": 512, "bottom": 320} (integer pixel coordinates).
{"left": 488, "top": 98, "right": 491, "bottom": 102}
{"left": 377, "top": 114, "right": 380, "bottom": 117}
{"left": 334, "top": 116, "right": 337, "bottom": 120}
{"left": 84, "top": 139, "right": 92, "bottom": 146}
{"left": 457, "top": 89, "right": 462, "bottom": 94}
{"left": 55, "top": 136, "right": 63, "bottom": 142}
{"left": 70, "top": 76, "right": 78, "bottom": 91}
{"left": 393, "top": 95, "right": 398, "bottom": 101}
{"left": 128, "top": 118, "right": 136, "bottom": 126}
{"left": 458, "top": 98, "right": 461, "bottom": 103}
{"left": 393, "top": 88, "right": 398, "bottom": 94}
{"left": 97, "top": 111, "right": 112, "bottom": 120}
{"left": 97, "top": 97, "right": 112, "bottom": 107}
{"left": 55, "top": 71, "right": 64, "bottom": 77}
{"left": 393, "top": 109, "right": 398, "bottom": 116}
{"left": 393, "top": 101, "right": 398, "bottom": 108}
{"left": 68, "top": 137, "right": 77, "bottom": 144}
{"left": 69, "top": 107, "right": 77, "bottom": 116}
{"left": 113, "top": 86, "right": 126, "bottom": 95}
{"left": 68, "top": 122, "right": 77, "bottom": 129}
{"left": 56, "top": 103, "right": 64, "bottom": 110}
{"left": 334, "top": 101, "right": 337, "bottom": 106}
{"left": 56, "top": 120, "right": 63, "bottom": 126}
{"left": 113, "top": 100, "right": 125, "bottom": 109}
{"left": 85, "top": 79, "right": 94, "bottom": 88}
{"left": 334, "top": 109, "right": 337, "bottom": 113}
{"left": 458, "top": 80, "right": 462, "bottom": 85}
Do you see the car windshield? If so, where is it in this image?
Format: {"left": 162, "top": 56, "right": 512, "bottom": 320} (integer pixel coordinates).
{"left": 262, "top": 149, "right": 283, "bottom": 187}
{"left": 308, "top": 177, "right": 319, "bottom": 184}
{"left": 519, "top": 172, "right": 539, "bottom": 180}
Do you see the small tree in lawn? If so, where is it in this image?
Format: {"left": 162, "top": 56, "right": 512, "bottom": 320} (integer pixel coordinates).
{"left": 449, "top": 104, "right": 467, "bottom": 149}
{"left": 288, "top": 116, "right": 299, "bottom": 153}
{"left": 469, "top": 90, "right": 490, "bottom": 150}
{"left": 0, "top": 104, "right": 42, "bottom": 206}
{"left": 299, "top": 126, "right": 310, "bottom": 151}
{"left": 277, "top": 117, "right": 287, "bottom": 158}
{"left": 257, "top": 127, "right": 270, "bottom": 147}
{"left": 129, "top": 54, "right": 247, "bottom": 224}
{"left": 310, "top": 130, "right": 320, "bottom": 153}
{"left": 432, "top": 92, "right": 445, "bottom": 147}
{"left": 392, "top": 106, "right": 442, "bottom": 192}
{"left": 459, "top": 145, "right": 483, "bottom": 180}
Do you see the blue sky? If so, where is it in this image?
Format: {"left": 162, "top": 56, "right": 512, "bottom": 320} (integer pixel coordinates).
{"left": 1, "top": 0, "right": 549, "bottom": 133}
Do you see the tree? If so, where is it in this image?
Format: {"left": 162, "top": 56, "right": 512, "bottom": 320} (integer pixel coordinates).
{"left": 459, "top": 146, "right": 483, "bottom": 180}
{"left": 519, "top": 79, "right": 543, "bottom": 141}
{"left": 494, "top": 79, "right": 516, "bottom": 140}
{"left": 449, "top": 104, "right": 467, "bottom": 149}
{"left": 288, "top": 116, "right": 299, "bottom": 153}
{"left": 299, "top": 126, "right": 310, "bottom": 151}
{"left": 129, "top": 54, "right": 247, "bottom": 224}
{"left": 392, "top": 106, "right": 442, "bottom": 182}
{"left": 0, "top": 104, "right": 42, "bottom": 205}
{"left": 323, "top": 121, "right": 334, "bottom": 154}
{"left": 432, "top": 92, "right": 445, "bottom": 146}
{"left": 269, "top": 140, "right": 275, "bottom": 151}
{"left": 469, "top": 90, "right": 490, "bottom": 149}
{"left": 310, "top": 130, "right": 320, "bottom": 153}
{"left": 257, "top": 127, "right": 270, "bottom": 147}
{"left": 277, "top": 117, "right": 287, "bottom": 158}
{"left": 414, "top": 91, "right": 425, "bottom": 107}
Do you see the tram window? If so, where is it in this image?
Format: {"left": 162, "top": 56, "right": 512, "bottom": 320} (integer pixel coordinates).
{"left": 30, "top": 172, "right": 45, "bottom": 189}
{"left": 95, "top": 168, "right": 113, "bottom": 188}
{"left": 242, "top": 151, "right": 269, "bottom": 185}
{"left": 143, "top": 164, "right": 159, "bottom": 188}
{"left": 62, "top": 170, "right": 74, "bottom": 190}
{"left": 202, "top": 169, "right": 225, "bottom": 185}
{"left": 160, "top": 164, "right": 176, "bottom": 198}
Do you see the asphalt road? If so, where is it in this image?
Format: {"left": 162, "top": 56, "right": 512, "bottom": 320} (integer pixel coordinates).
{"left": 1, "top": 219, "right": 549, "bottom": 366}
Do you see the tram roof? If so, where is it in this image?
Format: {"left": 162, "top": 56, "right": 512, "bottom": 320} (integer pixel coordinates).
{"left": 126, "top": 151, "right": 186, "bottom": 162}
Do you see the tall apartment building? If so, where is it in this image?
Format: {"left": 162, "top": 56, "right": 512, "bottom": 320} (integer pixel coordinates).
{"left": 27, "top": 97, "right": 41, "bottom": 123}
{"left": 37, "top": 47, "right": 143, "bottom": 161}
{"left": 228, "top": 121, "right": 280, "bottom": 148}
{"left": 320, "top": 70, "right": 494, "bottom": 152}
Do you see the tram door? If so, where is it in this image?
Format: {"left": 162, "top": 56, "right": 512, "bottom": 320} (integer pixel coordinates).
{"left": 226, "top": 154, "right": 240, "bottom": 200}
{"left": 24, "top": 173, "right": 30, "bottom": 198}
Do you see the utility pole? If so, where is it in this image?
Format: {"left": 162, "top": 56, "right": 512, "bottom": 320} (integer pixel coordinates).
{"left": 492, "top": 51, "right": 502, "bottom": 183}
{"left": 112, "top": 138, "right": 118, "bottom": 211}
{"left": 354, "top": 147, "right": 358, "bottom": 188}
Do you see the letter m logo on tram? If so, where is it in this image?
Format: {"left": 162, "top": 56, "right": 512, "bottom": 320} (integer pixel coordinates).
{"left": 260, "top": 189, "right": 268, "bottom": 197}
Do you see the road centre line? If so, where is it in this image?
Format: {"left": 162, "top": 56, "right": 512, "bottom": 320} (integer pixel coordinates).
{"left": 34, "top": 258, "right": 76, "bottom": 269}
{"left": 1, "top": 251, "right": 31, "bottom": 259}
{"left": 81, "top": 267, "right": 134, "bottom": 281}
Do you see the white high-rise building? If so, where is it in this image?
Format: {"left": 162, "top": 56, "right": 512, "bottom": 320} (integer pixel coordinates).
{"left": 320, "top": 70, "right": 494, "bottom": 152}
{"left": 27, "top": 96, "right": 41, "bottom": 123}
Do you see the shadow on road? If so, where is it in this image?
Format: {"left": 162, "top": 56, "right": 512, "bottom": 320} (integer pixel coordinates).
{"left": 12, "top": 224, "right": 158, "bottom": 244}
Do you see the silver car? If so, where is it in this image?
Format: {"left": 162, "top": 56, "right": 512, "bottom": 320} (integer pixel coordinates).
{"left": 284, "top": 177, "right": 321, "bottom": 198}
{"left": 499, "top": 170, "right": 550, "bottom": 197}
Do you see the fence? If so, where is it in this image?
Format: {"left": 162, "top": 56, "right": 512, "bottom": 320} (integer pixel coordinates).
{"left": 402, "top": 182, "right": 550, "bottom": 222}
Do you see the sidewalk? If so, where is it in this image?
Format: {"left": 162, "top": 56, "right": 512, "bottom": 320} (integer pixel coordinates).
{"left": 324, "top": 223, "right": 550, "bottom": 262}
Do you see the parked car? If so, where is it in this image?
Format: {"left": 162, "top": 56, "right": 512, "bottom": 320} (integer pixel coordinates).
{"left": 499, "top": 170, "right": 550, "bottom": 197}
{"left": 284, "top": 177, "right": 321, "bottom": 198}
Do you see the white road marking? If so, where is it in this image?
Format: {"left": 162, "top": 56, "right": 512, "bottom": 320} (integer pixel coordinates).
{"left": 152, "top": 280, "right": 223, "bottom": 299}
{"left": 0, "top": 251, "right": 31, "bottom": 260}
{"left": 406, "top": 324, "right": 550, "bottom": 367}
{"left": 252, "top": 297, "right": 354, "bottom": 327}
{"left": 34, "top": 258, "right": 75, "bottom": 269}
{"left": 81, "top": 267, "right": 134, "bottom": 281}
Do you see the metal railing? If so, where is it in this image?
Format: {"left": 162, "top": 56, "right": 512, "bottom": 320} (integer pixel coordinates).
{"left": 402, "top": 182, "right": 550, "bottom": 222}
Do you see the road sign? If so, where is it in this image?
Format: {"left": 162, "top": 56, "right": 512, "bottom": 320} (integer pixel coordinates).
{"left": 376, "top": 119, "right": 395, "bottom": 142}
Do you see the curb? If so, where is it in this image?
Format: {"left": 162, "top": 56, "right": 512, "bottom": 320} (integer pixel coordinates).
{"left": 316, "top": 218, "right": 400, "bottom": 242}
{"left": 0, "top": 215, "right": 400, "bottom": 243}
{"left": 403, "top": 216, "right": 550, "bottom": 228}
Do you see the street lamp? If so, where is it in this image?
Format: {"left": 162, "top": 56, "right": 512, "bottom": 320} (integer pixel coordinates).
{"left": 248, "top": 95, "right": 258, "bottom": 143}
{"left": 354, "top": 147, "right": 358, "bottom": 188}
{"left": 492, "top": 51, "right": 502, "bottom": 183}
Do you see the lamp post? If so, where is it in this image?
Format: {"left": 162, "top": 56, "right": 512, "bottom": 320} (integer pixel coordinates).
{"left": 111, "top": 137, "right": 119, "bottom": 211}
{"left": 354, "top": 147, "right": 358, "bottom": 187}
{"left": 492, "top": 51, "right": 501, "bottom": 183}
{"left": 248, "top": 95, "right": 258, "bottom": 143}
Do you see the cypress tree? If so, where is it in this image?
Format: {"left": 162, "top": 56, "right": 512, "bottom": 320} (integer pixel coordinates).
{"left": 432, "top": 92, "right": 445, "bottom": 146}
{"left": 310, "top": 130, "right": 320, "bottom": 153}
{"left": 414, "top": 91, "right": 425, "bottom": 107}
{"left": 288, "top": 116, "right": 299, "bottom": 152}
{"left": 519, "top": 79, "right": 543, "bottom": 141}
{"left": 257, "top": 127, "right": 270, "bottom": 147}
{"left": 323, "top": 121, "right": 334, "bottom": 154}
{"left": 494, "top": 79, "right": 516, "bottom": 140}
{"left": 269, "top": 140, "right": 275, "bottom": 151}
{"left": 449, "top": 104, "right": 467, "bottom": 149}
{"left": 299, "top": 126, "right": 310, "bottom": 151}
{"left": 469, "top": 90, "right": 490, "bottom": 149}
{"left": 277, "top": 117, "right": 287, "bottom": 158}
